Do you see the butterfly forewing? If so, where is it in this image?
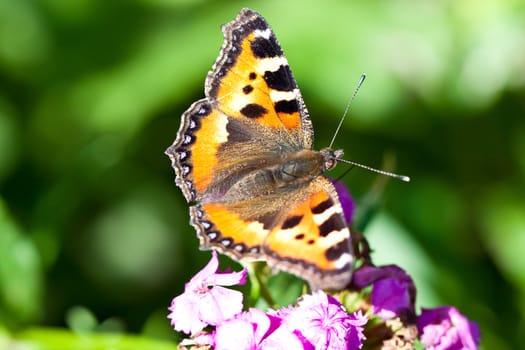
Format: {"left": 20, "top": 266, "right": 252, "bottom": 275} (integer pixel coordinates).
{"left": 206, "top": 8, "right": 313, "bottom": 149}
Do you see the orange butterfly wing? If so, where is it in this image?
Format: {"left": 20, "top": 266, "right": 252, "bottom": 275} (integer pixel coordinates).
{"left": 264, "top": 177, "right": 353, "bottom": 290}
{"left": 166, "top": 8, "right": 353, "bottom": 290}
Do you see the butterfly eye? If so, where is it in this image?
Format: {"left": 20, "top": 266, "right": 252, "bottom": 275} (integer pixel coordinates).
{"left": 324, "top": 158, "right": 337, "bottom": 170}
{"left": 320, "top": 148, "right": 342, "bottom": 171}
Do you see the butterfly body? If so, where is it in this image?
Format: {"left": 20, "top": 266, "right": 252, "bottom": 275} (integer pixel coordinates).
{"left": 166, "top": 8, "right": 353, "bottom": 290}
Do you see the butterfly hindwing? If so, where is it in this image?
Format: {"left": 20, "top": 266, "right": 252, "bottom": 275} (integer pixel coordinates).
{"left": 264, "top": 176, "right": 353, "bottom": 290}
{"left": 190, "top": 202, "right": 268, "bottom": 260}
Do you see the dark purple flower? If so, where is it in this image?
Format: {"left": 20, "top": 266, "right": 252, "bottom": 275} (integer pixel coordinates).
{"left": 167, "top": 251, "right": 247, "bottom": 335}
{"left": 371, "top": 277, "right": 412, "bottom": 319}
{"left": 282, "top": 291, "right": 367, "bottom": 350}
{"left": 418, "top": 306, "right": 480, "bottom": 350}
{"left": 351, "top": 265, "right": 416, "bottom": 319}
{"left": 331, "top": 179, "right": 355, "bottom": 224}
{"left": 214, "top": 308, "right": 305, "bottom": 350}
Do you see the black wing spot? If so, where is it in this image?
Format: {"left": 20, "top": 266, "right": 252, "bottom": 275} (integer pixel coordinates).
{"left": 250, "top": 36, "right": 282, "bottom": 58}
{"left": 274, "top": 99, "right": 299, "bottom": 114}
{"left": 325, "top": 238, "right": 350, "bottom": 261}
{"left": 281, "top": 215, "right": 303, "bottom": 229}
{"left": 263, "top": 65, "right": 295, "bottom": 91}
{"left": 243, "top": 85, "right": 254, "bottom": 94}
{"left": 312, "top": 198, "right": 334, "bottom": 215}
{"left": 249, "top": 72, "right": 257, "bottom": 80}
{"left": 240, "top": 103, "right": 268, "bottom": 118}
{"left": 319, "top": 213, "right": 346, "bottom": 237}
{"left": 295, "top": 233, "right": 305, "bottom": 240}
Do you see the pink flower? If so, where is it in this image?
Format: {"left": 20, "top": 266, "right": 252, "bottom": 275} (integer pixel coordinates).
{"left": 167, "top": 251, "right": 247, "bottom": 335}
{"left": 418, "top": 306, "right": 480, "bottom": 350}
{"left": 214, "top": 308, "right": 305, "bottom": 350}
{"left": 282, "top": 291, "right": 367, "bottom": 350}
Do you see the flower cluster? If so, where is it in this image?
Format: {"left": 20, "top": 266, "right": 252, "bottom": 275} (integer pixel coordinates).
{"left": 168, "top": 251, "right": 367, "bottom": 350}
{"left": 351, "top": 264, "right": 480, "bottom": 349}
{"left": 168, "top": 181, "right": 481, "bottom": 349}
{"left": 169, "top": 254, "right": 480, "bottom": 350}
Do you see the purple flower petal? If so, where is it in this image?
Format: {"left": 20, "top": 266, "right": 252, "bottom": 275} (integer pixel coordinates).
{"left": 168, "top": 292, "right": 207, "bottom": 335}
{"left": 331, "top": 179, "right": 355, "bottom": 224}
{"left": 260, "top": 325, "right": 309, "bottom": 350}
{"left": 189, "top": 250, "right": 221, "bottom": 286}
{"left": 347, "top": 310, "right": 368, "bottom": 350}
{"left": 215, "top": 317, "right": 256, "bottom": 350}
{"left": 351, "top": 264, "right": 416, "bottom": 319}
{"left": 352, "top": 264, "right": 409, "bottom": 288}
{"left": 214, "top": 308, "right": 305, "bottom": 350}
{"left": 198, "top": 285, "right": 244, "bottom": 326}
{"left": 371, "top": 277, "right": 412, "bottom": 319}
{"left": 208, "top": 266, "right": 247, "bottom": 286}
{"left": 282, "top": 291, "right": 367, "bottom": 350}
{"left": 418, "top": 306, "right": 480, "bottom": 350}
{"left": 267, "top": 305, "right": 295, "bottom": 319}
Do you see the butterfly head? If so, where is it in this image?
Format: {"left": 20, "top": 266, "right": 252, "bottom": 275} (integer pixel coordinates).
{"left": 320, "top": 148, "right": 344, "bottom": 171}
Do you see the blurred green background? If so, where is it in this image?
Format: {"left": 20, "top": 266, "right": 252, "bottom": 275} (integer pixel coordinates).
{"left": 0, "top": 0, "right": 524, "bottom": 349}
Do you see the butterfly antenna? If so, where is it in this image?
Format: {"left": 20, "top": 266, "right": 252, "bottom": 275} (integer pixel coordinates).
{"left": 337, "top": 158, "right": 411, "bottom": 182}
{"left": 328, "top": 73, "right": 410, "bottom": 182}
{"left": 328, "top": 73, "right": 366, "bottom": 149}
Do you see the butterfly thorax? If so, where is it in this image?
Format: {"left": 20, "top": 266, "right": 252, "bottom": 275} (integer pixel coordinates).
{"left": 276, "top": 148, "right": 344, "bottom": 183}
{"left": 277, "top": 149, "right": 324, "bottom": 183}
{"left": 218, "top": 148, "right": 343, "bottom": 203}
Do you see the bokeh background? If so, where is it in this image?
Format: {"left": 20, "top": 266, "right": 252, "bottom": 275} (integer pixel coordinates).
{"left": 1, "top": 0, "right": 524, "bottom": 349}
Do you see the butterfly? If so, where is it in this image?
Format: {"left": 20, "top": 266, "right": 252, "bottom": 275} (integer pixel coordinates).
{"left": 166, "top": 8, "right": 353, "bottom": 290}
